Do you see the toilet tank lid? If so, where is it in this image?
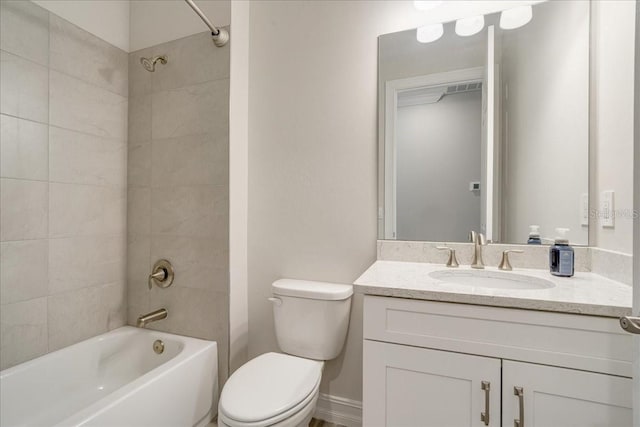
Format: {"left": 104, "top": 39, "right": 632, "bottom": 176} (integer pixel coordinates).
{"left": 272, "top": 279, "right": 353, "bottom": 300}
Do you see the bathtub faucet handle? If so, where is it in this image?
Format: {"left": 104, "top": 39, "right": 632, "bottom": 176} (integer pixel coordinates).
{"left": 148, "top": 259, "right": 174, "bottom": 290}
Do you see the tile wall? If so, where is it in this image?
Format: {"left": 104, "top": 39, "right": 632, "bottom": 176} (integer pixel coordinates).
{"left": 127, "top": 31, "right": 230, "bottom": 384}
{"left": 0, "top": 1, "right": 128, "bottom": 369}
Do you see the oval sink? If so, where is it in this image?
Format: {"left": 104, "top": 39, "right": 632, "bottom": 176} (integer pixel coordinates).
{"left": 429, "top": 270, "right": 555, "bottom": 290}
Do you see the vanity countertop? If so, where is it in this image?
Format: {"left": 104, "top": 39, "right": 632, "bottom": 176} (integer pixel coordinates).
{"left": 354, "top": 260, "right": 632, "bottom": 317}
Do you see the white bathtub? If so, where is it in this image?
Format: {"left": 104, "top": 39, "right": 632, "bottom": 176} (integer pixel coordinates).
{"left": 0, "top": 326, "right": 218, "bottom": 427}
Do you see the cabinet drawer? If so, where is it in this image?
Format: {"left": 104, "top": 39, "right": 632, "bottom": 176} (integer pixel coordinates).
{"left": 363, "top": 296, "right": 633, "bottom": 377}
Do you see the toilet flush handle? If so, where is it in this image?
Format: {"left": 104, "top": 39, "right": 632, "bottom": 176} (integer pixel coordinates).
{"left": 267, "top": 297, "right": 282, "bottom": 307}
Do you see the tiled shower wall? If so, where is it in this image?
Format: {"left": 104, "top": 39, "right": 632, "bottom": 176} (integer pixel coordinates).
{"left": 126, "top": 32, "right": 230, "bottom": 383}
{"left": 0, "top": 1, "right": 128, "bottom": 369}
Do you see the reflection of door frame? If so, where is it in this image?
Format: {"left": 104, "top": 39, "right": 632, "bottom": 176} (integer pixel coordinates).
{"left": 384, "top": 67, "right": 485, "bottom": 240}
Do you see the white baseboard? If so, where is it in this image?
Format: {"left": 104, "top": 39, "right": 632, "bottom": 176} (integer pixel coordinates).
{"left": 314, "top": 393, "right": 362, "bottom": 427}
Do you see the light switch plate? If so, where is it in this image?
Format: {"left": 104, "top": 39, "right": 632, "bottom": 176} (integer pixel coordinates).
{"left": 580, "top": 193, "right": 589, "bottom": 226}
{"left": 601, "top": 191, "right": 615, "bottom": 228}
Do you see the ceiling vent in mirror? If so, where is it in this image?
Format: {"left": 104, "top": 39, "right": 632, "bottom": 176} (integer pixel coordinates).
{"left": 398, "top": 81, "right": 481, "bottom": 107}
{"left": 446, "top": 81, "right": 482, "bottom": 95}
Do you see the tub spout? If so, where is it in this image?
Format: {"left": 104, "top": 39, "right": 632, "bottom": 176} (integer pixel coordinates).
{"left": 137, "top": 308, "right": 167, "bottom": 328}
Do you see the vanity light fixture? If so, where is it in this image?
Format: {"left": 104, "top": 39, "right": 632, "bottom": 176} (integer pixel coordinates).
{"left": 416, "top": 23, "right": 444, "bottom": 43}
{"left": 455, "top": 15, "right": 485, "bottom": 37}
{"left": 413, "top": 1, "right": 444, "bottom": 12}
{"left": 499, "top": 5, "right": 533, "bottom": 30}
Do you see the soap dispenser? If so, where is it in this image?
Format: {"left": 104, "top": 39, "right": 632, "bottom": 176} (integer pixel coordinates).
{"left": 527, "top": 225, "right": 542, "bottom": 244}
{"left": 549, "top": 228, "right": 574, "bottom": 277}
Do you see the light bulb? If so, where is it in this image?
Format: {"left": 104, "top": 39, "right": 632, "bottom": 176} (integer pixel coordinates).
{"left": 500, "top": 5, "right": 533, "bottom": 30}
{"left": 455, "top": 15, "right": 485, "bottom": 37}
{"left": 416, "top": 23, "right": 444, "bottom": 43}
{"left": 413, "top": 1, "right": 444, "bottom": 12}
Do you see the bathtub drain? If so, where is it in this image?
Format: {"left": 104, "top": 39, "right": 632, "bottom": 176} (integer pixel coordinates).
{"left": 153, "top": 339, "right": 165, "bottom": 354}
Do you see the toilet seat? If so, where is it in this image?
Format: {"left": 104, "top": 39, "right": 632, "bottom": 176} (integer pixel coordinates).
{"left": 219, "top": 353, "right": 324, "bottom": 427}
{"left": 218, "top": 379, "right": 320, "bottom": 427}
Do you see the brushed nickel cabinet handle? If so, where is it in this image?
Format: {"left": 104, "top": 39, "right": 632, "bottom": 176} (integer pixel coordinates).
{"left": 514, "top": 386, "right": 524, "bottom": 427}
{"left": 481, "top": 381, "right": 490, "bottom": 426}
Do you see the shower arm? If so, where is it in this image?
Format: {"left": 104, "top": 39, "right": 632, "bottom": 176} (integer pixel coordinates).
{"left": 184, "top": 0, "right": 229, "bottom": 47}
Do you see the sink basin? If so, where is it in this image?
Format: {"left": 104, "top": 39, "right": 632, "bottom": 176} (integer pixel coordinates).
{"left": 429, "top": 270, "right": 555, "bottom": 290}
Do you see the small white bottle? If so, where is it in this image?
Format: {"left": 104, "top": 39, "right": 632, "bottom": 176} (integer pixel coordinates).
{"left": 527, "top": 225, "right": 542, "bottom": 244}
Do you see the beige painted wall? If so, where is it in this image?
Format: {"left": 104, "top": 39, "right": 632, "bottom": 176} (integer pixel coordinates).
{"left": 591, "top": 0, "right": 636, "bottom": 255}
{"left": 247, "top": 0, "right": 413, "bottom": 402}
{"left": 229, "top": 0, "right": 250, "bottom": 373}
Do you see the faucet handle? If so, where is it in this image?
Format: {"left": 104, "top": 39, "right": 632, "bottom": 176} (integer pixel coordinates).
{"left": 498, "top": 249, "right": 524, "bottom": 271}
{"left": 437, "top": 246, "right": 460, "bottom": 268}
{"left": 148, "top": 259, "right": 174, "bottom": 290}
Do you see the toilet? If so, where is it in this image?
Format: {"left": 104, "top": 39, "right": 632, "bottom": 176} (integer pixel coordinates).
{"left": 218, "top": 279, "right": 353, "bottom": 427}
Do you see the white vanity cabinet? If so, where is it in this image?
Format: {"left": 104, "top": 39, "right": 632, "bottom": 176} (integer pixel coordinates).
{"left": 362, "top": 295, "right": 634, "bottom": 427}
{"left": 501, "top": 361, "right": 632, "bottom": 427}
{"left": 365, "top": 341, "right": 501, "bottom": 427}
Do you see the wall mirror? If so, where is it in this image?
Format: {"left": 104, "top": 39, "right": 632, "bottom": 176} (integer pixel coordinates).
{"left": 378, "top": 1, "right": 589, "bottom": 245}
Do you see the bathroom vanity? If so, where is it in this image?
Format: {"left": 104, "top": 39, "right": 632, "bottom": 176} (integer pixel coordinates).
{"left": 356, "top": 261, "right": 633, "bottom": 427}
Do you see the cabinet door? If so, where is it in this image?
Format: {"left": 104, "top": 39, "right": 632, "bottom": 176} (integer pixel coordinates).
{"left": 364, "top": 340, "right": 501, "bottom": 427}
{"left": 502, "top": 360, "right": 633, "bottom": 427}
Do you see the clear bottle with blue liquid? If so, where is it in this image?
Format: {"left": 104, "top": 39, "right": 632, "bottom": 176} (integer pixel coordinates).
{"left": 549, "top": 228, "right": 574, "bottom": 277}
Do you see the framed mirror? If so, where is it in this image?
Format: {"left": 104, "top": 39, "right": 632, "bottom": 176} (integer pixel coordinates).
{"left": 378, "top": 1, "right": 590, "bottom": 245}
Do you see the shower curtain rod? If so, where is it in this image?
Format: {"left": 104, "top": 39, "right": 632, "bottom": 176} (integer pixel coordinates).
{"left": 184, "top": 0, "right": 229, "bottom": 47}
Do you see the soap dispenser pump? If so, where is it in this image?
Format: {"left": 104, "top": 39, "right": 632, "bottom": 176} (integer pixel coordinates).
{"left": 549, "top": 228, "right": 574, "bottom": 277}
{"left": 527, "top": 225, "right": 542, "bottom": 244}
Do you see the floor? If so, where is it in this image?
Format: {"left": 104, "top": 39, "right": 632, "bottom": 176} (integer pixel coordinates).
{"left": 309, "top": 418, "right": 346, "bottom": 427}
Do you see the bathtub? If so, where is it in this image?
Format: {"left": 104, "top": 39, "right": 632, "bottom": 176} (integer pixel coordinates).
{"left": 0, "top": 326, "right": 218, "bottom": 427}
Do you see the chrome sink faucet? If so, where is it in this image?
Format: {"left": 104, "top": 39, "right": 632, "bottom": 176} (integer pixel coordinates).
{"left": 469, "top": 231, "right": 487, "bottom": 269}
{"left": 136, "top": 308, "right": 167, "bottom": 328}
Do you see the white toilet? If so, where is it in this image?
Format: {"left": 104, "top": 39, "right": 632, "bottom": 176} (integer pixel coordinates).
{"left": 218, "top": 279, "right": 353, "bottom": 427}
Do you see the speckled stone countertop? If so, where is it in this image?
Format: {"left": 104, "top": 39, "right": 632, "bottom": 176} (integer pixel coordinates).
{"left": 354, "top": 261, "right": 632, "bottom": 318}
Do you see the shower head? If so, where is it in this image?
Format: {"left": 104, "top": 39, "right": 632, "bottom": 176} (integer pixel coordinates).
{"left": 140, "top": 55, "right": 167, "bottom": 72}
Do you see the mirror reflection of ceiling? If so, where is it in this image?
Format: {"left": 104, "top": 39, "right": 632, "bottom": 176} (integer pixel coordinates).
{"left": 397, "top": 82, "right": 482, "bottom": 107}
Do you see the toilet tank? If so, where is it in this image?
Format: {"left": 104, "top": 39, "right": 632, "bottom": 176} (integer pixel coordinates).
{"left": 271, "top": 279, "right": 353, "bottom": 361}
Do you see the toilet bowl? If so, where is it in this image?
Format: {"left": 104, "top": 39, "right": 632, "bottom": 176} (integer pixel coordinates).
{"left": 218, "top": 353, "right": 323, "bottom": 427}
{"left": 218, "top": 280, "right": 353, "bottom": 427}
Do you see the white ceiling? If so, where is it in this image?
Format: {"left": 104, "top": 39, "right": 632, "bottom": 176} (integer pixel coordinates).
{"left": 34, "top": 0, "right": 231, "bottom": 53}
